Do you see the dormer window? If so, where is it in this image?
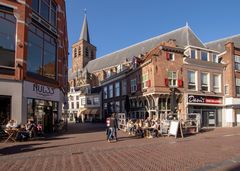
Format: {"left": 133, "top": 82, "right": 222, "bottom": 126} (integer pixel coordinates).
{"left": 212, "top": 53, "right": 218, "bottom": 63}
{"left": 191, "top": 50, "right": 196, "bottom": 59}
{"left": 201, "top": 51, "right": 208, "bottom": 61}
{"left": 106, "top": 70, "right": 111, "bottom": 78}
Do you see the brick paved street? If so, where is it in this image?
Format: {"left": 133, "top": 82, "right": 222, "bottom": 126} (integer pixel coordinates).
{"left": 1, "top": 123, "right": 240, "bottom": 171}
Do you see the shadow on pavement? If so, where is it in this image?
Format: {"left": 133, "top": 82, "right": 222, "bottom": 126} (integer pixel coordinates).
{"left": 228, "top": 164, "right": 240, "bottom": 171}
{"left": 63, "top": 123, "right": 106, "bottom": 134}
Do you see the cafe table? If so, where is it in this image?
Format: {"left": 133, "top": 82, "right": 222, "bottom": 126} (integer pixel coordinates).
{"left": 4, "top": 128, "right": 19, "bottom": 143}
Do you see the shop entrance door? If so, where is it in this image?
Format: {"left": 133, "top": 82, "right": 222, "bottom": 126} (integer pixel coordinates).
{"left": 202, "top": 110, "right": 216, "bottom": 127}
{"left": 0, "top": 96, "right": 11, "bottom": 125}
{"left": 44, "top": 106, "right": 53, "bottom": 133}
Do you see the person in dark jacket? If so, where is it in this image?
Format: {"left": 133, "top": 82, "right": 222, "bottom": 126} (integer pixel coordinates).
{"left": 107, "top": 113, "right": 118, "bottom": 142}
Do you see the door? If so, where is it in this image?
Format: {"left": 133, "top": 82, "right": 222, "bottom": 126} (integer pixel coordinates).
{"left": 202, "top": 110, "right": 216, "bottom": 127}
{"left": 44, "top": 106, "right": 53, "bottom": 133}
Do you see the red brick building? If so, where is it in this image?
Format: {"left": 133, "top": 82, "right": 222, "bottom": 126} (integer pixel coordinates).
{"left": 0, "top": 0, "right": 68, "bottom": 132}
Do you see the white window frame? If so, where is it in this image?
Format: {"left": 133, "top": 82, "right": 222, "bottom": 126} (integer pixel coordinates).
{"left": 212, "top": 53, "right": 218, "bottom": 63}
{"left": 191, "top": 49, "right": 196, "bottom": 59}
{"left": 236, "top": 79, "right": 240, "bottom": 97}
{"left": 168, "top": 71, "right": 177, "bottom": 87}
{"left": 131, "top": 79, "right": 137, "bottom": 93}
{"left": 235, "top": 55, "right": 240, "bottom": 70}
{"left": 187, "top": 70, "right": 197, "bottom": 90}
{"left": 213, "top": 74, "right": 221, "bottom": 93}
{"left": 201, "top": 72, "right": 209, "bottom": 91}
{"left": 141, "top": 73, "right": 148, "bottom": 89}
{"left": 201, "top": 51, "right": 208, "bottom": 61}
{"left": 224, "top": 84, "right": 229, "bottom": 95}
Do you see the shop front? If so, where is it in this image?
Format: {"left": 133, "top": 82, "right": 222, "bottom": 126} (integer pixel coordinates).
{"left": 187, "top": 94, "right": 223, "bottom": 127}
{"left": 23, "top": 81, "right": 62, "bottom": 133}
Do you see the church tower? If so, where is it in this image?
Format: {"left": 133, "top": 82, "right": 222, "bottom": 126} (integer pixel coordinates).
{"left": 72, "top": 14, "right": 96, "bottom": 74}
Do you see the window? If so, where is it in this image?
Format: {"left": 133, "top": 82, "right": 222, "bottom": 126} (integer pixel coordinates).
{"left": 168, "top": 71, "right": 177, "bottom": 87}
{"left": 27, "top": 24, "right": 57, "bottom": 80}
{"left": 213, "top": 74, "right": 220, "bottom": 92}
{"left": 32, "top": 0, "right": 57, "bottom": 27}
{"left": 76, "top": 96, "right": 79, "bottom": 100}
{"left": 122, "top": 79, "right": 127, "bottom": 95}
{"left": 142, "top": 74, "right": 148, "bottom": 89}
{"left": 213, "top": 53, "right": 218, "bottom": 63}
{"left": 103, "top": 86, "right": 108, "bottom": 99}
{"left": 81, "top": 98, "right": 86, "bottom": 105}
{"left": 201, "top": 51, "right": 208, "bottom": 61}
{"left": 109, "top": 84, "right": 113, "bottom": 98}
{"left": 236, "top": 79, "right": 240, "bottom": 97}
{"left": 131, "top": 79, "right": 137, "bottom": 92}
{"left": 91, "top": 50, "right": 94, "bottom": 59}
{"left": 188, "top": 71, "right": 196, "bottom": 90}
{"left": 87, "top": 98, "right": 91, "bottom": 105}
{"left": 85, "top": 47, "right": 88, "bottom": 57}
{"left": 115, "top": 101, "right": 120, "bottom": 113}
{"left": 169, "top": 53, "right": 174, "bottom": 61}
{"left": 225, "top": 85, "right": 229, "bottom": 95}
{"left": 191, "top": 50, "right": 196, "bottom": 59}
{"left": 93, "top": 97, "right": 99, "bottom": 105}
{"left": 115, "top": 82, "right": 120, "bottom": 97}
{"left": 0, "top": 11, "right": 16, "bottom": 75}
{"left": 235, "top": 56, "right": 240, "bottom": 70}
{"left": 71, "top": 102, "right": 74, "bottom": 109}
{"left": 201, "top": 73, "right": 209, "bottom": 91}
{"left": 78, "top": 47, "right": 81, "bottom": 56}
{"left": 74, "top": 48, "right": 77, "bottom": 58}
{"left": 76, "top": 102, "right": 79, "bottom": 109}
{"left": 117, "top": 64, "right": 122, "bottom": 73}
{"left": 106, "top": 70, "right": 111, "bottom": 78}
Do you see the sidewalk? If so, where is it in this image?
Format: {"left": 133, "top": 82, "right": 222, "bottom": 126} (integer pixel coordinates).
{"left": 1, "top": 123, "right": 240, "bottom": 171}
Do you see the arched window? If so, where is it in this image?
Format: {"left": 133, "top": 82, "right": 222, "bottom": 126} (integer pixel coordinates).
{"left": 0, "top": 10, "right": 16, "bottom": 75}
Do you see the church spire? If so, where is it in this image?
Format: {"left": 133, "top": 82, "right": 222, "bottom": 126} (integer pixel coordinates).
{"left": 79, "top": 11, "right": 90, "bottom": 43}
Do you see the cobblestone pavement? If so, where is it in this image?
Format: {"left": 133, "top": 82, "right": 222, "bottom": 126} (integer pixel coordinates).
{"left": 1, "top": 123, "right": 240, "bottom": 171}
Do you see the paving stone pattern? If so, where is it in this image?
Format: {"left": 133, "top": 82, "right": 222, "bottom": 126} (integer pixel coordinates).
{"left": 1, "top": 123, "right": 240, "bottom": 171}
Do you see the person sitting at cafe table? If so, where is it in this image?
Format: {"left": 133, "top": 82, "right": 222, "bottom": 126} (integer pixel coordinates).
{"left": 6, "top": 120, "right": 18, "bottom": 129}
{"left": 25, "top": 120, "right": 37, "bottom": 138}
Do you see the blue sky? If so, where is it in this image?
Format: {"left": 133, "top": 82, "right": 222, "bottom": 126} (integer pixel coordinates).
{"left": 66, "top": 0, "right": 240, "bottom": 68}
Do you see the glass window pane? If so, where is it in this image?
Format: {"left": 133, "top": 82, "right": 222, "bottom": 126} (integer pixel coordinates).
{"left": 40, "top": 1, "right": 49, "bottom": 21}
{"left": 32, "top": 0, "right": 39, "bottom": 12}
{"left": 201, "top": 51, "right": 208, "bottom": 61}
{"left": 191, "top": 50, "right": 196, "bottom": 59}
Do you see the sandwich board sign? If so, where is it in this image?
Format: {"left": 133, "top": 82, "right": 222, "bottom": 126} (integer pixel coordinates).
{"left": 168, "top": 120, "right": 179, "bottom": 138}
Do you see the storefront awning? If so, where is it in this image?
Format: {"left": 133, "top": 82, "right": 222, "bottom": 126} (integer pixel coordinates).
{"left": 80, "top": 109, "right": 100, "bottom": 115}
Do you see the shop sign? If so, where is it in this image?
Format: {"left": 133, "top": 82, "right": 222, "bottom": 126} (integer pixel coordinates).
{"left": 188, "top": 95, "right": 221, "bottom": 104}
{"left": 23, "top": 81, "right": 60, "bottom": 101}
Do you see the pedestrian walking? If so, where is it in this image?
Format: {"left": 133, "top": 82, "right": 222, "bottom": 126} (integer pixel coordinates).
{"left": 106, "top": 113, "right": 118, "bottom": 142}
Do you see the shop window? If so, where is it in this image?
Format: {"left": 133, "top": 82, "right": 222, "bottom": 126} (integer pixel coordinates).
{"left": 0, "top": 11, "right": 16, "bottom": 75}
{"left": 213, "top": 74, "right": 220, "bottom": 93}
{"left": 201, "top": 51, "right": 208, "bottom": 61}
{"left": 0, "top": 96, "right": 11, "bottom": 125}
{"left": 27, "top": 24, "right": 57, "bottom": 80}
{"left": 131, "top": 79, "right": 137, "bottom": 93}
{"left": 108, "top": 84, "right": 113, "bottom": 98}
{"left": 115, "top": 101, "right": 120, "bottom": 113}
{"left": 188, "top": 71, "right": 196, "bottom": 90}
{"left": 115, "top": 82, "right": 120, "bottom": 97}
{"left": 168, "top": 71, "right": 177, "bottom": 87}
{"left": 235, "top": 56, "right": 240, "bottom": 70}
{"left": 32, "top": 0, "right": 57, "bottom": 27}
{"left": 201, "top": 73, "right": 209, "bottom": 91}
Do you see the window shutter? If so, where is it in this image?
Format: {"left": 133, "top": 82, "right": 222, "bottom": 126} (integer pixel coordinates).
{"left": 178, "top": 79, "right": 183, "bottom": 87}
{"left": 166, "top": 52, "right": 170, "bottom": 60}
{"left": 147, "top": 80, "right": 151, "bottom": 87}
{"left": 164, "top": 78, "right": 168, "bottom": 86}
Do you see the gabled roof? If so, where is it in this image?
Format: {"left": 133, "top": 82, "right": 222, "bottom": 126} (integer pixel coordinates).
{"left": 79, "top": 14, "right": 90, "bottom": 43}
{"left": 86, "top": 25, "right": 205, "bottom": 73}
{"left": 205, "top": 34, "right": 240, "bottom": 53}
